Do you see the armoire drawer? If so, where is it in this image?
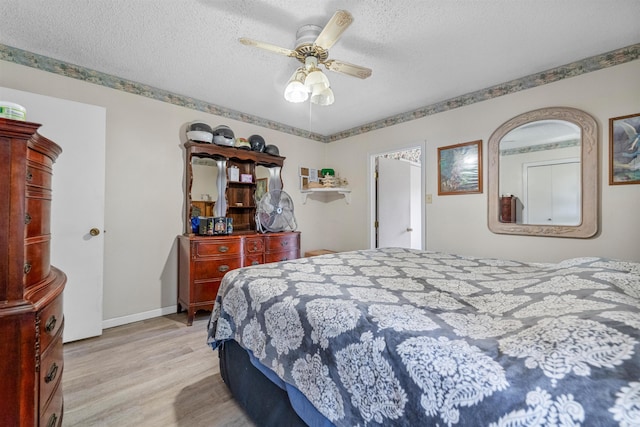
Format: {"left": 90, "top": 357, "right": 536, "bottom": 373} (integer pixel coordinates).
{"left": 39, "top": 292, "right": 64, "bottom": 350}
{"left": 25, "top": 157, "right": 53, "bottom": 190}
{"left": 39, "top": 331, "right": 64, "bottom": 413}
{"left": 24, "top": 235, "right": 51, "bottom": 287}
{"left": 40, "top": 380, "right": 63, "bottom": 427}
{"left": 24, "top": 197, "right": 51, "bottom": 237}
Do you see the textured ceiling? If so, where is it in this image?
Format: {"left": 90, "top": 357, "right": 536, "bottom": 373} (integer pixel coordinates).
{"left": 1, "top": 0, "right": 639, "bottom": 139}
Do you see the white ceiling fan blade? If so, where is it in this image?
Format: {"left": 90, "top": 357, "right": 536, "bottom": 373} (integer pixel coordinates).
{"left": 314, "top": 10, "right": 353, "bottom": 50}
{"left": 239, "top": 37, "right": 297, "bottom": 57}
{"left": 323, "top": 59, "right": 372, "bottom": 79}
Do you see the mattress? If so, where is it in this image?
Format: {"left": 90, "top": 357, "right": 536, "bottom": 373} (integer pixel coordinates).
{"left": 208, "top": 248, "right": 640, "bottom": 426}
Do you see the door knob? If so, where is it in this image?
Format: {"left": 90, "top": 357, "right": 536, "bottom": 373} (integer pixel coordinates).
{"left": 89, "top": 228, "right": 101, "bottom": 236}
{"left": 406, "top": 227, "right": 413, "bottom": 232}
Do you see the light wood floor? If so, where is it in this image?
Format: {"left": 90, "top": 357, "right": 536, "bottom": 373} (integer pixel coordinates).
{"left": 62, "top": 312, "right": 255, "bottom": 427}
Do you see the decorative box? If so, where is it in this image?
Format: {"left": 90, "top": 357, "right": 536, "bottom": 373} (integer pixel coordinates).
{"left": 198, "top": 217, "right": 214, "bottom": 235}
{"left": 240, "top": 173, "right": 253, "bottom": 183}
{"left": 197, "top": 217, "right": 230, "bottom": 235}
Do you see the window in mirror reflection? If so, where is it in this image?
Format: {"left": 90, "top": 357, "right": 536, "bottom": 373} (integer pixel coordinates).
{"left": 499, "top": 120, "right": 581, "bottom": 225}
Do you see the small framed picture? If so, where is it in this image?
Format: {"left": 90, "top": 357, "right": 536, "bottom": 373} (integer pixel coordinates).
{"left": 240, "top": 173, "right": 253, "bottom": 183}
{"left": 438, "top": 140, "right": 483, "bottom": 195}
{"left": 609, "top": 113, "right": 640, "bottom": 185}
{"left": 228, "top": 166, "right": 239, "bottom": 182}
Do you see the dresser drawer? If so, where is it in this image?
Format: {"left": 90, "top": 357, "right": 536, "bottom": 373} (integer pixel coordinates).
{"left": 194, "top": 256, "right": 243, "bottom": 280}
{"left": 24, "top": 197, "right": 51, "bottom": 237}
{"left": 24, "top": 235, "right": 51, "bottom": 287}
{"left": 243, "top": 254, "right": 264, "bottom": 267}
{"left": 40, "top": 331, "right": 64, "bottom": 413}
{"left": 265, "top": 250, "right": 299, "bottom": 264}
{"left": 193, "top": 279, "right": 221, "bottom": 304}
{"left": 40, "top": 379, "right": 63, "bottom": 427}
{"left": 194, "top": 239, "right": 242, "bottom": 257}
{"left": 264, "top": 234, "right": 299, "bottom": 252}
{"left": 244, "top": 237, "right": 264, "bottom": 254}
{"left": 39, "top": 293, "right": 64, "bottom": 351}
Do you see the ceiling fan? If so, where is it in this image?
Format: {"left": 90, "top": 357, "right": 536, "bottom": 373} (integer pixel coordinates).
{"left": 239, "top": 10, "right": 372, "bottom": 106}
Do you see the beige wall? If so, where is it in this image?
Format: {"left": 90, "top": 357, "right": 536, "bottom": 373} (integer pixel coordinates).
{"left": 2, "top": 58, "right": 638, "bottom": 326}
{"left": 0, "top": 61, "right": 327, "bottom": 323}
{"left": 325, "top": 59, "right": 640, "bottom": 263}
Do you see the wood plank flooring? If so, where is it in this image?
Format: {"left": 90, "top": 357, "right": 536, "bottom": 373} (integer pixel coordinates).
{"left": 62, "top": 312, "right": 255, "bottom": 427}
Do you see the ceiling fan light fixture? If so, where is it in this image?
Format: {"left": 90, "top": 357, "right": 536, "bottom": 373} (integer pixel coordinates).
{"left": 310, "top": 85, "right": 334, "bottom": 106}
{"left": 304, "top": 69, "right": 330, "bottom": 91}
{"left": 240, "top": 10, "right": 371, "bottom": 107}
{"left": 284, "top": 67, "right": 309, "bottom": 103}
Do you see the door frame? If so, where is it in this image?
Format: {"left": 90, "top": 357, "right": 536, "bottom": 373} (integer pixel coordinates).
{"left": 368, "top": 143, "right": 426, "bottom": 249}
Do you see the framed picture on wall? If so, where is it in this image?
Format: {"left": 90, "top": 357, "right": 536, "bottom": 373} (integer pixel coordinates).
{"left": 609, "top": 112, "right": 640, "bottom": 185}
{"left": 438, "top": 140, "right": 483, "bottom": 195}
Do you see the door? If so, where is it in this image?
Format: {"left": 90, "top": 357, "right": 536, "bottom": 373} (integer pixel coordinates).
{"left": 524, "top": 160, "right": 580, "bottom": 225}
{"left": 0, "top": 87, "right": 106, "bottom": 342}
{"left": 376, "top": 156, "right": 422, "bottom": 249}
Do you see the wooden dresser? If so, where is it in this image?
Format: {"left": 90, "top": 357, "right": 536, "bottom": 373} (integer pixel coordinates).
{"left": 0, "top": 118, "right": 66, "bottom": 426}
{"left": 178, "top": 231, "right": 300, "bottom": 325}
{"left": 178, "top": 138, "right": 301, "bottom": 325}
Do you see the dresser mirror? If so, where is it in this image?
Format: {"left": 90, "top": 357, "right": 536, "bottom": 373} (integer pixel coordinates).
{"left": 184, "top": 141, "right": 286, "bottom": 234}
{"left": 190, "top": 157, "right": 219, "bottom": 207}
{"left": 488, "top": 107, "right": 598, "bottom": 238}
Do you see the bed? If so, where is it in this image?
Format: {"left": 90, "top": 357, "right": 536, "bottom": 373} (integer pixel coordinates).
{"left": 207, "top": 247, "right": 640, "bottom": 426}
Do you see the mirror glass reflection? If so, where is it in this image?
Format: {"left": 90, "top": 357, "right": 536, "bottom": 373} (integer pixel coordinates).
{"left": 190, "top": 157, "right": 218, "bottom": 217}
{"left": 499, "top": 120, "right": 581, "bottom": 225}
{"left": 189, "top": 160, "right": 278, "bottom": 217}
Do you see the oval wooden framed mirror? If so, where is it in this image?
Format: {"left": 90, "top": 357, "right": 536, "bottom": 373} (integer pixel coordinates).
{"left": 487, "top": 107, "right": 598, "bottom": 238}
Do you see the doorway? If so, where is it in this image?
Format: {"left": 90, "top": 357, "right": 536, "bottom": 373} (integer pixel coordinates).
{"left": 370, "top": 146, "right": 424, "bottom": 249}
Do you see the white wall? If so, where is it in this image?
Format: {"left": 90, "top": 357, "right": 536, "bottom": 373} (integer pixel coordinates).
{"left": 325, "top": 59, "right": 640, "bottom": 263}
{"left": 0, "top": 60, "right": 327, "bottom": 323}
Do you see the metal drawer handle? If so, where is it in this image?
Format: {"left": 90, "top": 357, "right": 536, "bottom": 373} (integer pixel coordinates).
{"left": 280, "top": 257, "right": 289, "bottom": 262}
{"left": 46, "top": 413, "right": 57, "bottom": 427}
{"left": 45, "top": 362, "right": 58, "bottom": 383}
{"left": 24, "top": 263, "right": 31, "bottom": 274}
{"left": 45, "top": 315, "right": 57, "bottom": 334}
{"left": 218, "top": 246, "right": 229, "bottom": 253}
{"left": 280, "top": 240, "right": 289, "bottom": 247}
{"left": 251, "top": 260, "right": 260, "bottom": 266}
{"left": 25, "top": 213, "right": 32, "bottom": 224}
{"left": 26, "top": 170, "right": 33, "bottom": 182}
{"left": 218, "top": 265, "right": 229, "bottom": 272}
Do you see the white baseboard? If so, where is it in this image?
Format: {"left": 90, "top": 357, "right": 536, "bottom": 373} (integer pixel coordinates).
{"left": 102, "top": 305, "right": 177, "bottom": 330}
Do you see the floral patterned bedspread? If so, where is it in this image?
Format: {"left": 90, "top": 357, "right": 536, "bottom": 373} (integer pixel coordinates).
{"left": 207, "top": 248, "right": 640, "bottom": 426}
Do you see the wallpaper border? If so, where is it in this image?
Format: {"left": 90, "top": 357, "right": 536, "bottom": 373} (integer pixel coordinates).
{"left": 1, "top": 43, "right": 639, "bottom": 143}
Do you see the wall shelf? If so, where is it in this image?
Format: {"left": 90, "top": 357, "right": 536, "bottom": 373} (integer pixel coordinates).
{"left": 300, "top": 187, "right": 352, "bottom": 204}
